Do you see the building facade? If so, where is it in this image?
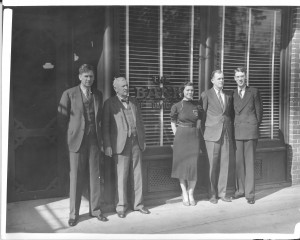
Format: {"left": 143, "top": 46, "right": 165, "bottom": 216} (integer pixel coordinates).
{"left": 5, "top": 6, "right": 300, "bottom": 207}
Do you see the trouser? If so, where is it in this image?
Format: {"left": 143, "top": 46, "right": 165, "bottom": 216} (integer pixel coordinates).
{"left": 205, "top": 130, "right": 235, "bottom": 198}
{"left": 235, "top": 139, "right": 257, "bottom": 199}
{"left": 69, "top": 132, "right": 101, "bottom": 219}
{"left": 113, "top": 136, "right": 144, "bottom": 212}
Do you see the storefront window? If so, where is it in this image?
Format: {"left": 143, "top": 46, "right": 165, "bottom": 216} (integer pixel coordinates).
{"left": 119, "top": 6, "right": 282, "bottom": 146}
{"left": 119, "top": 6, "right": 201, "bottom": 146}
{"left": 218, "top": 7, "right": 282, "bottom": 139}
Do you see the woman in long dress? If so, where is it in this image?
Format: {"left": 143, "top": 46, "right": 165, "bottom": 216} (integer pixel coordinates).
{"left": 170, "top": 81, "right": 202, "bottom": 206}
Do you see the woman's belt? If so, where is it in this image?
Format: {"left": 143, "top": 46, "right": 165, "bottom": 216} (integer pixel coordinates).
{"left": 178, "top": 122, "right": 196, "bottom": 128}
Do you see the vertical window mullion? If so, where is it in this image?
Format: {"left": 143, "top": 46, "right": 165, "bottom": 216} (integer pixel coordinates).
{"left": 126, "top": 6, "right": 129, "bottom": 85}
{"left": 221, "top": 6, "right": 225, "bottom": 71}
{"left": 271, "top": 11, "right": 277, "bottom": 139}
{"left": 246, "top": 8, "right": 252, "bottom": 86}
{"left": 160, "top": 6, "right": 163, "bottom": 146}
{"left": 190, "top": 6, "right": 194, "bottom": 83}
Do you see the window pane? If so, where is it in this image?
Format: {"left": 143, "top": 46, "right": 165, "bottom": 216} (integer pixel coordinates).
{"left": 162, "top": 6, "right": 192, "bottom": 145}
{"left": 249, "top": 9, "right": 281, "bottom": 139}
{"left": 120, "top": 6, "right": 161, "bottom": 146}
{"left": 220, "top": 7, "right": 281, "bottom": 139}
{"left": 120, "top": 6, "right": 200, "bottom": 146}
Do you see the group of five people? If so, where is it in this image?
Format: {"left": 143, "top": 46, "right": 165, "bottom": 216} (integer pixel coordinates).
{"left": 58, "top": 64, "right": 262, "bottom": 227}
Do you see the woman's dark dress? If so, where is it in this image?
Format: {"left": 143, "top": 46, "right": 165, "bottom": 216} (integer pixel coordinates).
{"left": 170, "top": 100, "right": 201, "bottom": 181}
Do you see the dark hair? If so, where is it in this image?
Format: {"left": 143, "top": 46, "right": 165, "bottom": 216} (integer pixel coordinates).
{"left": 179, "top": 81, "right": 194, "bottom": 98}
{"left": 182, "top": 81, "right": 194, "bottom": 89}
{"left": 79, "top": 64, "right": 95, "bottom": 75}
{"left": 211, "top": 69, "right": 223, "bottom": 79}
{"left": 234, "top": 67, "right": 247, "bottom": 75}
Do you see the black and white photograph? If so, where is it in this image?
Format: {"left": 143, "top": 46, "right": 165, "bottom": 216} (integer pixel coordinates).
{"left": 1, "top": 0, "right": 300, "bottom": 239}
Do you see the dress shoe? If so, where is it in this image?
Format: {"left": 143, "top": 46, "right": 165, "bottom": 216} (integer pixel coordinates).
{"left": 220, "top": 196, "right": 232, "bottom": 202}
{"left": 96, "top": 214, "right": 108, "bottom": 222}
{"left": 68, "top": 218, "right": 78, "bottom": 227}
{"left": 138, "top": 207, "right": 150, "bottom": 214}
{"left": 247, "top": 199, "right": 255, "bottom": 204}
{"left": 209, "top": 197, "right": 218, "bottom": 204}
{"left": 117, "top": 211, "right": 126, "bottom": 218}
{"left": 233, "top": 193, "right": 245, "bottom": 199}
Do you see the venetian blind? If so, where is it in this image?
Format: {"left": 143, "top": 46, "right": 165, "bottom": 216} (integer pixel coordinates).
{"left": 120, "top": 6, "right": 161, "bottom": 146}
{"left": 162, "top": 6, "right": 195, "bottom": 145}
{"left": 120, "top": 6, "right": 201, "bottom": 146}
{"left": 221, "top": 7, "right": 281, "bottom": 139}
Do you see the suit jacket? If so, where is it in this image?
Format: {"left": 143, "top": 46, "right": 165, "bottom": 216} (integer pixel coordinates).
{"left": 233, "top": 86, "right": 263, "bottom": 140}
{"left": 200, "top": 88, "right": 233, "bottom": 142}
{"left": 58, "top": 85, "right": 103, "bottom": 152}
{"left": 102, "top": 96, "right": 145, "bottom": 154}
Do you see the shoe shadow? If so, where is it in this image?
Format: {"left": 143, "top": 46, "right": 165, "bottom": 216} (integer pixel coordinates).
{"left": 255, "top": 183, "right": 292, "bottom": 201}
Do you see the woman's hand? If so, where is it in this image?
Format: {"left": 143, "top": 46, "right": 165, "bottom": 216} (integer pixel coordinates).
{"left": 171, "top": 122, "right": 177, "bottom": 135}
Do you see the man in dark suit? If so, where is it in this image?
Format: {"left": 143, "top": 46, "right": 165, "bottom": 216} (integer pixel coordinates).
{"left": 200, "top": 70, "right": 235, "bottom": 204}
{"left": 58, "top": 64, "right": 108, "bottom": 227}
{"left": 232, "top": 67, "right": 263, "bottom": 204}
{"left": 102, "top": 77, "right": 150, "bottom": 218}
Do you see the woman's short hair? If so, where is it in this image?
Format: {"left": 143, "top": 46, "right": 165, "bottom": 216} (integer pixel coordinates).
{"left": 182, "top": 81, "right": 194, "bottom": 89}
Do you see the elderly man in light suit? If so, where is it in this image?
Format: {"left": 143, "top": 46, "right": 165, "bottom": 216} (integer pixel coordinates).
{"left": 200, "top": 70, "right": 235, "bottom": 204}
{"left": 232, "top": 67, "right": 263, "bottom": 204}
{"left": 102, "top": 77, "right": 150, "bottom": 218}
{"left": 58, "top": 64, "right": 107, "bottom": 227}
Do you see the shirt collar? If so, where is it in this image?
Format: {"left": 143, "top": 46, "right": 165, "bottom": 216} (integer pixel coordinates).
{"left": 117, "top": 94, "right": 128, "bottom": 102}
{"left": 238, "top": 85, "right": 246, "bottom": 92}
{"left": 213, "top": 87, "right": 223, "bottom": 94}
{"left": 80, "top": 84, "right": 91, "bottom": 94}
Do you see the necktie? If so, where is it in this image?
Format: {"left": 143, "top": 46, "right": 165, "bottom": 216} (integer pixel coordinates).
{"left": 86, "top": 90, "right": 91, "bottom": 100}
{"left": 239, "top": 89, "right": 243, "bottom": 99}
{"left": 217, "top": 90, "right": 224, "bottom": 110}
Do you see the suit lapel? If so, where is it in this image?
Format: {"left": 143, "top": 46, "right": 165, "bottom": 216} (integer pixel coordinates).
{"left": 224, "top": 93, "right": 229, "bottom": 113}
{"left": 93, "top": 91, "right": 99, "bottom": 117}
{"left": 112, "top": 96, "right": 127, "bottom": 120}
{"left": 128, "top": 97, "right": 137, "bottom": 125}
{"left": 235, "top": 87, "right": 251, "bottom": 113}
{"left": 210, "top": 87, "right": 228, "bottom": 113}
{"left": 209, "top": 88, "right": 224, "bottom": 112}
{"left": 75, "top": 86, "right": 84, "bottom": 113}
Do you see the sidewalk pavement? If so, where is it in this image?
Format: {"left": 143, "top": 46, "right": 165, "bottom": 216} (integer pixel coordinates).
{"left": 3, "top": 184, "right": 300, "bottom": 239}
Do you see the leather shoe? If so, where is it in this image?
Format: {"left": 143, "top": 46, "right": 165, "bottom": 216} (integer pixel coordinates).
{"left": 117, "top": 211, "right": 126, "bottom": 218}
{"left": 68, "top": 218, "right": 78, "bottom": 227}
{"left": 138, "top": 207, "right": 150, "bottom": 214}
{"left": 247, "top": 199, "right": 255, "bottom": 204}
{"left": 233, "top": 193, "right": 245, "bottom": 199}
{"left": 209, "top": 197, "right": 218, "bottom": 204}
{"left": 221, "top": 196, "right": 232, "bottom": 202}
{"left": 96, "top": 214, "right": 108, "bottom": 222}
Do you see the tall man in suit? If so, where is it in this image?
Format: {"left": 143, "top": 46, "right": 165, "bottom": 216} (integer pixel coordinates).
{"left": 232, "top": 67, "right": 263, "bottom": 204}
{"left": 200, "top": 70, "right": 235, "bottom": 204}
{"left": 102, "top": 77, "right": 150, "bottom": 218}
{"left": 58, "top": 64, "right": 108, "bottom": 227}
